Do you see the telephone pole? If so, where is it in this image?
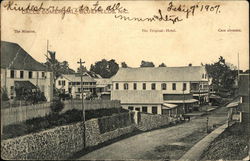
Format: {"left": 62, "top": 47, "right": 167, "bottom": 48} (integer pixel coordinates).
{"left": 77, "top": 59, "right": 86, "bottom": 147}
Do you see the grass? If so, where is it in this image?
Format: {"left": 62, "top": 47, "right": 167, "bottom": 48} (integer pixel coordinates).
{"left": 201, "top": 122, "right": 250, "bottom": 160}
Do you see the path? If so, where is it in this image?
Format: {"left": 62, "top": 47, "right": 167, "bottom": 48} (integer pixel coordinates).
{"left": 78, "top": 106, "right": 228, "bottom": 160}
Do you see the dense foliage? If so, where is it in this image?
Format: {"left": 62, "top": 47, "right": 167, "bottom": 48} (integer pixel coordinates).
{"left": 45, "top": 51, "right": 75, "bottom": 80}
{"left": 140, "top": 60, "right": 155, "bottom": 67}
{"left": 158, "top": 63, "right": 167, "bottom": 67}
{"left": 50, "top": 99, "right": 64, "bottom": 114}
{"left": 15, "top": 89, "right": 47, "bottom": 103}
{"left": 90, "top": 59, "right": 119, "bottom": 78}
{"left": 121, "top": 62, "right": 128, "bottom": 68}
{"left": 205, "top": 56, "right": 237, "bottom": 93}
{"left": 1, "top": 87, "right": 9, "bottom": 101}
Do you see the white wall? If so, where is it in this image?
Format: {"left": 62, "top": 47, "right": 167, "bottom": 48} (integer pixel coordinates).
{"left": 55, "top": 77, "right": 69, "bottom": 93}
{"left": 1, "top": 68, "right": 53, "bottom": 101}
{"left": 113, "top": 81, "right": 191, "bottom": 94}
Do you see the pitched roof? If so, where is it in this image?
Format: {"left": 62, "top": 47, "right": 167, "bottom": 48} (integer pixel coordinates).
{"left": 1, "top": 41, "right": 47, "bottom": 71}
{"left": 111, "top": 90, "right": 163, "bottom": 104}
{"left": 61, "top": 74, "right": 96, "bottom": 82}
{"left": 112, "top": 66, "right": 207, "bottom": 82}
{"left": 95, "top": 78, "right": 112, "bottom": 85}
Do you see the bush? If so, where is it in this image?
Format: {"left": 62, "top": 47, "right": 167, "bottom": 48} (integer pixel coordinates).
{"left": 50, "top": 99, "right": 64, "bottom": 114}
{"left": 1, "top": 87, "right": 9, "bottom": 101}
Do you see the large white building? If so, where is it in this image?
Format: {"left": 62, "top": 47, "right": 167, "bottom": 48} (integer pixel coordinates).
{"left": 1, "top": 41, "right": 53, "bottom": 101}
{"left": 111, "top": 66, "right": 209, "bottom": 115}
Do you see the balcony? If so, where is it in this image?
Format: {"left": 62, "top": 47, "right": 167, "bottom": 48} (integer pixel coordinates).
{"left": 190, "top": 88, "right": 209, "bottom": 93}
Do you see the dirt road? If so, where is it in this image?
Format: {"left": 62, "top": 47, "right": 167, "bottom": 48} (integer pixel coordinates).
{"left": 78, "top": 106, "right": 228, "bottom": 160}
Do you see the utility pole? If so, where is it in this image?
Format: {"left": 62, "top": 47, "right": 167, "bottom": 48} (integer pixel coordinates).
{"left": 77, "top": 59, "right": 86, "bottom": 147}
{"left": 238, "top": 53, "right": 240, "bottom": 81}
{"left": 183, "top": 86, "right": 185, "bottom": 114}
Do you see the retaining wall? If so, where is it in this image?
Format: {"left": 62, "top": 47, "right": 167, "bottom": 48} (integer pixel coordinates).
{"left": 1, "top": 112, "right": 135, "bottom": 160}
{"left": 138, "top": 113, "right": 173, "bottom": 131}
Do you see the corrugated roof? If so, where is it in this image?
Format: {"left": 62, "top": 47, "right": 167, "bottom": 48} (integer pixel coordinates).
{"left": 95, "top": 78, "right": 112, "bottom": 85}
{"left": 164, "top": 99, "right": 198, "bottom": 103}
{"left": 163, "top": 103, "right": 178, "bottom": 109}
{"left": 61, "top": 74, "right": 96, "bottom": 82}
{"left": 1, "top": 41, "right": 47, "bottom": 71}
{"left": 112, "top": 66, "right": 207, "bottom": 82}
{"left": 111, "top": 90, "right": 163, "bottom": 104}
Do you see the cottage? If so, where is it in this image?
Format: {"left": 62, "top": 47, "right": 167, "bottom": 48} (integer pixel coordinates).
{"left": 0, "top": 41, "right": 53, "bottom": 101}
{"left": 55, "top": 74, "right": 96, "bottom": 99}
{"left": 111, "top": 66, "right": 209, "bottom": 115}
{"left": 95, "top": 78, "right": 112, "bottom": 100}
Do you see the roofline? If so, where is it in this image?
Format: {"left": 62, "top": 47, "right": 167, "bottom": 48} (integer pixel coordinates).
{"left": 119, "top": 66, "right": 205, "bottom": 69}
{"left": 111, "top": 80, "right": 208, "bottom": 82}
{"left": 0, "top": 67, "right": 50, "bottom": 72}
{"left": 121, "top": 103, "right": 163, "bottom": 105}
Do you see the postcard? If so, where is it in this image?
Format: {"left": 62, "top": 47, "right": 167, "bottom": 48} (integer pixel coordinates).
{"left": 1, "top": 0, "right": 249, "bottom": 160}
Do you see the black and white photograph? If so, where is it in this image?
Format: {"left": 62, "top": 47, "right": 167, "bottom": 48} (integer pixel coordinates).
{"left": 1, "top": 0, "right": 249, "bottom": 160}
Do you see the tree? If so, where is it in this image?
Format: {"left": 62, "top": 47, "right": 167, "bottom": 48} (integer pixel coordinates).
{"left": 77, "top": 65, "right": 87, "bottom": 73}
{"left": 159, "top": 63, "right": 166, "bottom": 67}
{"left": 140, "top": 60, "right": 155, "bottom": 67}
{"left": 121, "top": 62, "right": 128, "bottom": 68}
{"left": 90, "top": 59, "right": 119, "bottom": 78}
{"left": 205, "top": 56, "right": 237, "bottom": 93}
{"left": 244, "top": 69, "right": 250, "bottom": 73}
{"left": 45, "top": 52, "right": 75, "bottom": 81}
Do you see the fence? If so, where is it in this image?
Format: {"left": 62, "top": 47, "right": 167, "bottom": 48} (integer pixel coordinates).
{"left": 1, "top": 100, "right": 121, "bottom": 126}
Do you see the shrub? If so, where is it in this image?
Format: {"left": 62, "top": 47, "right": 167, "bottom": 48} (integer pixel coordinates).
{"left": 50, "top": 99, "right": 64, "bottom": 114}
{"left": 1, "top": 87, "right": 9, "bottom": 101}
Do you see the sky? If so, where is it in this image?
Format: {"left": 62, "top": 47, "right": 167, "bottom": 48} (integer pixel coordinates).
{"left": 1, "top": 0, "right": 249, "bottom": 71}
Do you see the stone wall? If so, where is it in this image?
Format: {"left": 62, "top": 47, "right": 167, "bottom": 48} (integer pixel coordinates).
{"left": 137, "top": 113, "right": 173, "bottom": 131}
{"left": 1, "top": 112, "right": 135, "bottom": 160}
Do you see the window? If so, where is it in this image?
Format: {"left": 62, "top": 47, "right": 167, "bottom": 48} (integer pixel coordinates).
{"left": 115, "top": 83, "right": 119, "bottom": 90}
{"left": 183, "top": 83, "right": 187, "bottom": 91}
{"left": 41, "top": 72, "right": 45, "bottom": 78}
{"left": 151, "top": 83, "right": 156, "bottom": 90}
{"left": 202, "top": 74, "right": 204, "bottom": 78}
{"left": 204, "top": 74, "right": 207, "bottom": 79}
{"left": 143, "top": 83, "right": 146, "bottom": 90}
{"left": 69, "top": 82, "right": 72, "bottom": 85}
{"left": 78, "top": 88, "right": 81, "bottom": 92}
{"left": 142, "top": 106, "right": 148, "bottom": 113}
{"left": 20, "top": 71, "right": 24, "bottom": 79}
{"left": 135, "top": 107, "right": 140, "bottom": 112}
{"left": 77, "top": 82, "right": 80, "bottom": 85}
{"left": 58, "top": 80, "right": 61, "bottom": 85}
{"left": 68, "top": 88, "right": 72, "bottom": 93}
{"left": 28, "top": 71, "right": 33, "bottom": 79}
{"left": 124, "top": 83, "right": 129, "bottom": 90}
{"left": 62, "top": 80, "right": 65, "bottom": 86}
{"left": 152, "top": 106, "right": 157, "bottom": 114}
{"left": 133, "top": 83, "right": 137, "bottom": 90}
{"left": 128, "top": 106, "right": 134, "bottom": 111}
{"left": 10, "top": 70, "right": 15, "bottom": 78}
{"left": 172, "top": 83, "right": 176, "bottom": 90}
{"left": 161, "top": 83, "right": 167, "bottom": 90}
